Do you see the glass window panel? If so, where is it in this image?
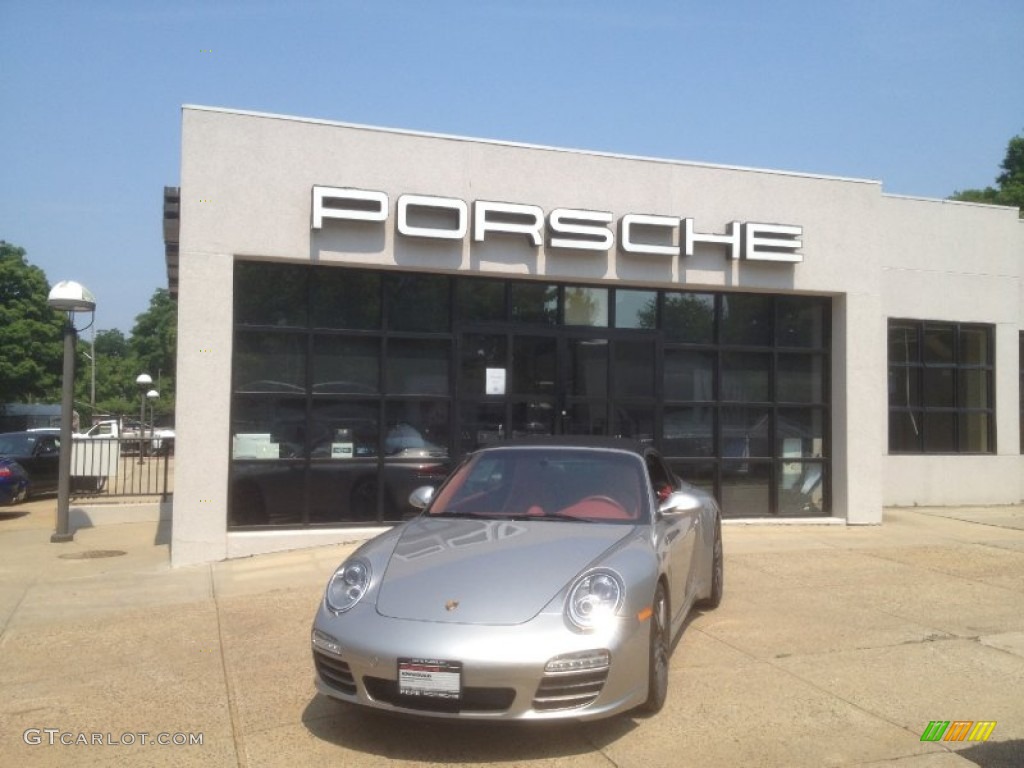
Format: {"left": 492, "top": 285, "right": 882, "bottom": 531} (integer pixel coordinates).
{"left": 510, "top": 282, "right": 558, "bottom": 325}
{"left": 310, "top": 269, "right": 381, "bottom": 330}
{"left": 777, "top": 354, "right": 825, "bottom": 403}
{"left": 664, "top": 350, "right": 715, "bottom": 401}
{"left": 234, "top": 261, "right": 308, "bottom": 328}
{"left": 564, "top": 287, "right": 608, "bottom": 327}
{"left": 721, "top": 352, "right": 771, "bottom": 402}
{"left": 386, "top": 339, "right": 450, "bottom": 394}
{"left": 888, "top": 322, "right": 920, "bottom": 363}
{"left": 923, "top": 412, "right": 956, "bottom": 452}
{"left": 959, "top": 412, "right": 991, "bottom": 453}
{"left": 662, "top": 293, "right": 715, "bottom": 343}
{"left": 380, "top": 403, "right": 452, "bottom": 521}
{"left": 889, "top": 411, "right": 922, "bottom": 452}
{"left": 613, "top": 405, "right": 654, "bottom": 441}
{"left": 234, "top": 332, "right": 306, "bottom": 393}
{"left": 959, "top": 369, "right": 990, "bottom": 409}
{"left": 565, "top": 402, "right": 608, "bottom": 436}
{"left": 663, "top": 406, "right": 714, "bottom": 457}
{"left": 959, "top": 327, "right": 991, "bottom": 365}
{"left": 721, "top": 406, "right": 772, "bottom": 458}
{"left": 888, "top": 366, "right": 920, "bottom": 409}
{"left": 720, "top": 462, "right": 771, "bottom": 518}
{"left": 613, "top": 340, "right": 655, "bottom": 397}
{"left": 776, "top": 297, "right": 827, "bottom": 348}
{"left": 923, "top": 325, "right": 955, "bottom": 364}
{"left": 459, "top": 402, "right": 507, "bottom": 452}
{"left": 922, "top": 368, "right": 955, "bottom": 407}
{"left": 457, "top": 279, "right": 506, "bottom": 324}
{"left": 231, "top": 396, "right": 308, "bottom": 459}
{"left": 460, "top": 334, "right": 508, "bottom": 395}
{"left": 721, "top": 294, "right": 772, "bottom": 346}
{"left": 615, "top": 290, "right": 657, "bottom": 329}
{"left": 568, "top": 339, "right": 608, "bottom": 397}
{"left": 511, "top": 400, "right": 556, "bottom": 439}
{"left": 383, "top": 401, "right": 450, "bottom": 459}
{"left": 230, "top": 462, "right": 305, "bottom": 526}
{"left": 778, "top": 408, "right": 826, "bottom": 458}
{"left": 778, "top": 462, "right": 826, "bottom": 516}
{"left": 308, "top": 399, "right": 379, "bottom": 459}
{"left": 385, "top": 274, "right": 450, "bottom": 332}
{"left": 512, "top": 336, "right": 556, "bottom": 395}
{"left": 308, "top": 461, "right": 382, "bottom": 523}
{"left": 312, "top": 336, "right": 379, "bottom": 394}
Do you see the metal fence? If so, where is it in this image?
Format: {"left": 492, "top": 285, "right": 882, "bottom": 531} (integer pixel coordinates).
{"left": 70, "top": 437, "right": 173, "bottom": 499}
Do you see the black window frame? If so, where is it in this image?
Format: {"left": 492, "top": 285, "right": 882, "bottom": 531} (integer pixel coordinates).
{"left": 888, "top": 319, "right": 995, "bottom": 455}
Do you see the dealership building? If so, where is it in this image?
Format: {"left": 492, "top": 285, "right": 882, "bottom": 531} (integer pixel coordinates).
{"left": 166, "top": 105, "right": 1023, "bottom": 567}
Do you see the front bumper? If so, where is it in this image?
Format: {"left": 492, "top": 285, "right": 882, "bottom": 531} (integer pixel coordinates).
{"left": 311, "top": 602, "right": 651, "bottom": 721}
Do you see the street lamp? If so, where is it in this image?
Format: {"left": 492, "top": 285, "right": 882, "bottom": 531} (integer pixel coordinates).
{"left": 146, "top": 389, "right": 159, "bottom": 445}
{"left": 47, "top": 280, "right": 96, "bottom": 544}
{"left": 136, "top": 374, "right": 152, "bottom": 463}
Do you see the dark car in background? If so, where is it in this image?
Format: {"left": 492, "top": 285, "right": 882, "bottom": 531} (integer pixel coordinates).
{"left": 0, "top": 457, "right": 31, "bottom": 505}
{"left": 0, "top": 431, "right": 61, "bottom": 501}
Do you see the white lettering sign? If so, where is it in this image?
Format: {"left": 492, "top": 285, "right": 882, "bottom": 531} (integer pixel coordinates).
{"left": 311, "top": 185, "right": 803, "bottom": 262}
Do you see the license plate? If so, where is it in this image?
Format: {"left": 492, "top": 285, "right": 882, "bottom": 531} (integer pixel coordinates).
{"left": 398, "top": 658, "right": 462, "bottom": 700}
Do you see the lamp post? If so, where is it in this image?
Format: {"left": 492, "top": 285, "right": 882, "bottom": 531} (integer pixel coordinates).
{"left": 146, "top": 389, "right": 159, "bottom": 446}
{"left": 136, "top": 374, "right": 152, "bottom": 463}
{"left": 47, "top": 280, "right": 96, "bottom": 544}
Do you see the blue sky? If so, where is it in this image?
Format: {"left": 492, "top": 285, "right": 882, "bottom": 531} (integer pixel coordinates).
{"left": 2, "top": 0, "right": 1022, "bottom": 333}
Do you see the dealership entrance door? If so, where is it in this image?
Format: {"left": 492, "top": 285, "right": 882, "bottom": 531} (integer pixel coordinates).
{"left": 456, "top": 330, "right": 659, "bottom": 447}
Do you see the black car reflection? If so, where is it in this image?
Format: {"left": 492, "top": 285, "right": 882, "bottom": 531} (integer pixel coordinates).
{"left": 230, "top": 424, "right": 450, "bottom": 526}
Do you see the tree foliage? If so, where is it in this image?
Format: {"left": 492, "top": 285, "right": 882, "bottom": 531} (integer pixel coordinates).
{"left": 2, "top": 241, "right": 177, "bottom": 425}
{"left": 950, "top": 131, "right": 1024, "bottom": 216}
{"left": 0, "top": 241, "right": 64, "bottom": 402}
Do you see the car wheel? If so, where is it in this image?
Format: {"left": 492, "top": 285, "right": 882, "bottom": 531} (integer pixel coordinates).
{"left": 641, "top": 582, "right": 670, "bottom": 714}
{"left": 697, "top": 516, "right": 723, "bottom": 609}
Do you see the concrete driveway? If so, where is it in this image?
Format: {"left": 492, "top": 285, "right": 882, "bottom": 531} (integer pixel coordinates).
{"left": 1, "top": 499, "right": 1022, "bottom": 767}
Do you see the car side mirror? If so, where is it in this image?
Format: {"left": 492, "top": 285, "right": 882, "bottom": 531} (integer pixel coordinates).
{"left": 658, "top": 490, "right": 704, "bottom": 517}
{"left": 408, "top": 485, "right": 436, "bottom": 511}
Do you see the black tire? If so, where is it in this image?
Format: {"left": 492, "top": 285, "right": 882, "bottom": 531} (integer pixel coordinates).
{"left": 697, "top": 515, "right": 723, "bottom": 609}
{"left": 640, "top": 582, "right": 670, "bottom": 714}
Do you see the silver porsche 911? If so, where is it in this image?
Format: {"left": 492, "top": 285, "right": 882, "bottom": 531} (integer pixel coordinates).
{"left": 311, "top": 438, "right": 723, "bottom": 721}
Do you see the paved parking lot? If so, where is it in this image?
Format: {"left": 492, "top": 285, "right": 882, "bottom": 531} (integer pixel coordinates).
{"left": 1, "top": 499, "right": 1022, "bottom": 767}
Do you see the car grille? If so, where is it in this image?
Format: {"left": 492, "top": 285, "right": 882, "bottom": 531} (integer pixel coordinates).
{"left": 532, "top": 668, "right": 609, "bottom": 711}
{"left": 362, "top": 676, "right": 515, "bottom": 713}
{"left": 313, "top": 650, "right": 357, "bottom": 695}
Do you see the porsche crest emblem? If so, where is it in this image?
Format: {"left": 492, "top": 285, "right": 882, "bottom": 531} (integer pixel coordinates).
{"left": 445, "top": 600, "right": 460, "bottom": 612}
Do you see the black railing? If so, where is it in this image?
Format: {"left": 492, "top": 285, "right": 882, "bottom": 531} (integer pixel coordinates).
{"left": 69, "top": 437, "right": 173, "bottom": 500}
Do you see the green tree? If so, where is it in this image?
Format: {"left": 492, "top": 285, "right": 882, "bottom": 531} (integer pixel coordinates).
{"left": 128, "top": 288, "right": 177, "bottom": 419}
{"left": 77, "top": 329, "right": 138, "bottom": 419}
{"left": 950, "top": 131, "right": 1024, "bottom": 217}
{"left": 0, "top": 241, "right": 64, "bottom": 402}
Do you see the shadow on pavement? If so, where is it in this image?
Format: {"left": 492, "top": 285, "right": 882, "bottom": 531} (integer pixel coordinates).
{"left": 956, "top": 739, "right": 1024, "bottom": 768}
{"left": 300, "top": 694, "right": 639, "bottom": 761}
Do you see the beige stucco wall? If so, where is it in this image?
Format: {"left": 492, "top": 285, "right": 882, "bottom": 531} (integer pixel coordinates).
{"left": 172, "top": 105, "right": 1022, "bottom": 565}
{"left": 876, "top": 197, "right": 1023, "bottom": 507}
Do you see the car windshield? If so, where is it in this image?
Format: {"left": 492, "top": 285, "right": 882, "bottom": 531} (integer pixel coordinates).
{"left": 0, "top": 434, "right": 35, "bottom": 456}
{"left": 427, "top": 447, "right": 648, "bottom": 524}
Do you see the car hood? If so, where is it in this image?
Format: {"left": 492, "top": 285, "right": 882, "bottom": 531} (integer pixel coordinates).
{"left": 375, "top": 517, "right": 637, "bottom": 625}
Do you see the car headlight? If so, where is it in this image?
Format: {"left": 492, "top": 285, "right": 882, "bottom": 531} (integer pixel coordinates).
{"left": 566, "top": 569, "right": 624, "bottom": 631}
{"left": 325, "top": 558, "right": 371, "bottom": 614}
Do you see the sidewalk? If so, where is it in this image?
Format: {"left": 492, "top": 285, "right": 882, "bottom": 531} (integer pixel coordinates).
{"left": 1, "top": 499, "right": 1022, "bottom": 767}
